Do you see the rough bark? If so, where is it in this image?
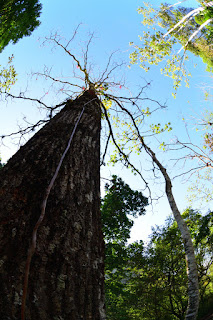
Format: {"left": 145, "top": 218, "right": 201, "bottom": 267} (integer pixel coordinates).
{"left": 0, "top": 90, "right": 105, "bottom": 320}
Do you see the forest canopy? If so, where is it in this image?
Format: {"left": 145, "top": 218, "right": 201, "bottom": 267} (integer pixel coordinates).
{"left": 0, "top": 0, "right": 42, "bottom": 52}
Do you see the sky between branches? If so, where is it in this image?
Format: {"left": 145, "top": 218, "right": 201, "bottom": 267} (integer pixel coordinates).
{"left": 0, "top": 0, "right": 212, "bottom": 241}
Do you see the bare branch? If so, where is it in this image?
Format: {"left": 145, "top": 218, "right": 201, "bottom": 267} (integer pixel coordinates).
{"left": 65, "top": 23, "right": 82, "bottom": 48}
{"left": 101, "top": 102, "right": 152, "bottom": 199}
{"left": 101, "top": 131, "right": 111, "bottom": 166}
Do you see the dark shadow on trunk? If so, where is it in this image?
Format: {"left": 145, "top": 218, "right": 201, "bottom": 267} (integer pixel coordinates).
{"left": 0, "top": 91, "right": 105, "bottom": 320}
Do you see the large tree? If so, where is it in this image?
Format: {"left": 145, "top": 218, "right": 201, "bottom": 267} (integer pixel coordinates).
{"left": 0, "top": 90, "right": 105, "bottom": 320}
{"left": 0, "top": 32, "right": 202, "bottom": 320}
{"left": 0, "top": 0, "right": 42, "bottom": 52}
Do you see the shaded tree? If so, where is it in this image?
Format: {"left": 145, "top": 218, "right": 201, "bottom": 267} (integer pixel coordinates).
{"left": 101, "top": 175, "right": 148, "bottom": 319}
{"left": 0, "top": 0, "right": 42, "bottom": 52}
{"left": 101, "top": 175, "right": 148, "bottom": 244}
{"left": 103, "top": 207, "right": 213, "bottom": 320}
{"left": 130, "top": 209, "right": 213, "bottom": 320}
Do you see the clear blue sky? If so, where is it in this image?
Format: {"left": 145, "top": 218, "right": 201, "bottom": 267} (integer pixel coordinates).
{"left": 0, "top": 0, "right": 212, "bottom": 241}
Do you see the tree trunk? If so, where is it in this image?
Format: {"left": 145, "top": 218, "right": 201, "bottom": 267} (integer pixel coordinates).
{"left": 142, "top": 142, "right": 199, "bottom": 320}
{"left": 0, "top": 90, "right": 105, "bottom": 320}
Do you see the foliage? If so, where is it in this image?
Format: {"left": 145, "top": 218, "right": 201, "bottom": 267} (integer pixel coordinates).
{"left": 133, "top": 209, "right": 213, "bottom": 320}
{"left": 102, "top": 199, "right": 213, "bottom": 320}
{"left": 101, "top": 176, "right": 148, "bottom": 319}
{"left": 0, "top": 55, "right": 17, "bottom": 93}
{"left": 0, "top": 0, "right": 42, "bottom": 52}
{"left": 101, "top": 175, "right": 148, "bottom": 244}
{"left": 204, "top": 114, "right": 213, "bottom": 152}
{"left": 130, "top": 2, "right": 213, "bottom": 93}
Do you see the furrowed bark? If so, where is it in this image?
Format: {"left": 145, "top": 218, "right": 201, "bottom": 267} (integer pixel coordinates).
{"left": 0, "top": 90, "right": 105, "bottom": 320}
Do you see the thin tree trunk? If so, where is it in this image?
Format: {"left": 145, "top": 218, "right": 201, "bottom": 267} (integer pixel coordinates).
{"left": 104, "top": 100, "right": 199, "bottom": 319}
{"left": 142, "top": 141, "right": 199, "bottom": 320}
{"left": 0, "top": 90, "right": 105, "bottom": 320}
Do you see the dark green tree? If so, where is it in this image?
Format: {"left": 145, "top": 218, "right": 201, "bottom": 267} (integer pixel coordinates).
{"left": 101, "top": 175, "right": 148, "bottom": 319}
{"left": 101, "top": 175, "right": 148, "bottom": 244}
{"left": 0, "top": 0, "right": 42, "bottom": 52}
{"left": 102, "top": 204, "right": 213, "bottom": 320}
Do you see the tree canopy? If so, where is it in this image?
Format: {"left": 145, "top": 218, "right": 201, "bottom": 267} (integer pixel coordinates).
{"left": 0, "top": 0, "right": 42, "bottom": 52}
{"left": 101, "top": 176, "right": 213, "bottom": 319}
{"left": 130, "top": 1, "right": 213, "bottom": 93}
{"left": 101, "top": 176, "right": 148, "bottom": 320}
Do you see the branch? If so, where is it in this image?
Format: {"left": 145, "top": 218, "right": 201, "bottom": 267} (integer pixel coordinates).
{"left": 101, "top": 103, "right": 152, "bottom": 199}
{"left": 101, "top": 131, "right": 111, "bottom": 166}
{"left": 178, "top": 18, "right": 213, "bottom": 53}
{"left": 162, "top": 7, "right": 205, "bottom": 39}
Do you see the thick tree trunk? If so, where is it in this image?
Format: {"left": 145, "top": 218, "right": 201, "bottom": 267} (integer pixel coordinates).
{"left": 0, "top": 91, "right": 105, "bottom": 320}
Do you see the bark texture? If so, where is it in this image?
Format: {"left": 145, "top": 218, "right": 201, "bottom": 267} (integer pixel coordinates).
{"left": 0, "top": 91, "right": 105, "bottom": 320}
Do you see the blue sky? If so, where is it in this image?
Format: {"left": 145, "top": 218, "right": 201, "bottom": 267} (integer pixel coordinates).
{"left": 0, "top": 0, "right": 212, "bottom": 241}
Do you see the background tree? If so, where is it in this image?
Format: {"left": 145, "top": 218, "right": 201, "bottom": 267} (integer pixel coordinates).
{"left": 134, "top": 209, "right": 213, "bottom": 320}
{"left": 101, "top": 175, "right": 148, "bottom": 320}
{"left": 102, "top": 203, "right": 213, "bottom": 320}
{"left": 0, "top": 0, "right": 42, "bottom": 52}
{"left": 101, "top": 175, "right": 148, "bottom": 244}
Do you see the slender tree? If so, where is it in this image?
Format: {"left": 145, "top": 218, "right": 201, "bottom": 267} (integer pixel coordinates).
{"left": 101, "top": 96, "right": 200, "bottom": 319}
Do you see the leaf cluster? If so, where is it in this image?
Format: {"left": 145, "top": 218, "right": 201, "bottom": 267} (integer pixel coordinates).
{"left": 0, "top": 55, "right": 17, "bottom": 93}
